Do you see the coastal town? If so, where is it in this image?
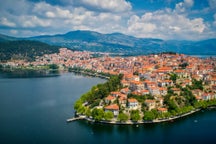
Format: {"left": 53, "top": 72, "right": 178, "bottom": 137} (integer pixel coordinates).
{"left": 1, "top": 48, "right": 216, "bottom": 123}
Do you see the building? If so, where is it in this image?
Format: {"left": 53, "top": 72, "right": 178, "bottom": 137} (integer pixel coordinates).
{"left": 105, "top": 95, "right": 116, "bottom": 104}
{"left": 127, "top": 98, "right": 139, "bottom": 109}
{"left": 145, "top": 99, "right": 156, "bottom": 110}
{"left": 104, "top": 104, "right": 119, "bottom": 116}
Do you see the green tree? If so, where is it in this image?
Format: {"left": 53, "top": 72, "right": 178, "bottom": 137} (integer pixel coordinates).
{"left": 91, "top": 108, "right": 104, "bottom": 121}
{"left": 118, "top": 113, "right": 129, "bottom": 122}
{"left": 130, "top": 110, "right": 141, "bottom": 121}
{"left": 85, "top": 108, "right": 91, "bottom": 117}
{"left": 167, "top": 99, "right": 178, "bottom": 111}
{"left": 170, "top": 73, "right": 177, "bottom": 83}
{"left": 48, "top": 64, "right": 59, "bottom": 69}
{"left": 77, "top": 105, "right": 86, "bottom": 114}
{"left": 192, "top": 79, "right": 203, "bottom": 90}
{"left": 143, "top": 111, "right": 155, "bottom": 121}
{"left": 104, "top": 111, "right": 114, "bottom": 121}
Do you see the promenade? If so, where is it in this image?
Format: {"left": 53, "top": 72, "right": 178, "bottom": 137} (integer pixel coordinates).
{"left": 67, "top": 108, "right": 201, "bottom": 125}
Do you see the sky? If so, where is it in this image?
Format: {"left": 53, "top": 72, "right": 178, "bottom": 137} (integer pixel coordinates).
{"left": 0, "top": 0, "right": 216, "bottom": 40}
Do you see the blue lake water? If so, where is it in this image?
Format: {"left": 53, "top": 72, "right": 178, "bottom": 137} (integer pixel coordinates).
{"left": 0, "top": 73, "right": 216, "bottom": 144}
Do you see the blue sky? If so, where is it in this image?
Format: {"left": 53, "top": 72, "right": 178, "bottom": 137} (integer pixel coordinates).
{"left": 0, "top": 0, "right": 215, "bottom": 40}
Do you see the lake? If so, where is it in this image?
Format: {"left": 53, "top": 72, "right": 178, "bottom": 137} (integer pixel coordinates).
{"left": 0, "top": 73, "right": 216, "bottom": 144}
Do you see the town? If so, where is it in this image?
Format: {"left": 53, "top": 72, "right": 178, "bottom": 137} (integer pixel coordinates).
{"left": 2, "top": 48, "right": 216, "bottom": 123}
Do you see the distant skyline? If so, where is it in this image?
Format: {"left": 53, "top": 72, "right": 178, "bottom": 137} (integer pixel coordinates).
{"left": 0, "top": 0, "right": 215, "bottom": 40}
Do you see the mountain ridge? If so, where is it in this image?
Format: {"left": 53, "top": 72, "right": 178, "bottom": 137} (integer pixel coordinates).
{"left": 0, "top": 30, "right": 216, "bottom": 55}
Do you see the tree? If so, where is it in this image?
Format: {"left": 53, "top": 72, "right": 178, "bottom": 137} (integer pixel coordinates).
{"left": 167, "top": 99, "right": 178, "bottom": 111}
{"left": 143, "top": 111, "right": 155, "bottom": 121}
{"left": 91, "top": 108, "right": 104, "bottom": 121}
{"left": 118, "top": 113, "right": 129, "bottom": 122}
{"left": 192, "top": 79, "right": 203, "bottom": 90}
{"left": 104, "top": 111, "right": 114, "bottom": 121}
{"left": 85, "top": 108, "right": 91, "bottom": 117}
{"left": 170, "top": 73, "right": 177, "bottom": 83}
{"left": 130, "top": 110, "right": 141, "bottom": 121}
{"left": 48, "top": 64, "right": 59, "bottom": 69}
{"left": 77, "top": 105, "right": 86, "bottom": 114}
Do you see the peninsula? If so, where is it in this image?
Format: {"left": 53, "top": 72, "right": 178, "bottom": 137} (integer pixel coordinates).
{"left": 1, "top": 48, "right": 216, "bottom": 124}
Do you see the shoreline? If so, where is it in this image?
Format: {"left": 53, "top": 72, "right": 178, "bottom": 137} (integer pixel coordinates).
{"left": 67, "top": 107, "right": 216, "bottom": 125}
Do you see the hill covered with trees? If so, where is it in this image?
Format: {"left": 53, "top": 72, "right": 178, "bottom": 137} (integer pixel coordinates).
{"left": 0, "top": 40, "right": 61, "bottom": 62}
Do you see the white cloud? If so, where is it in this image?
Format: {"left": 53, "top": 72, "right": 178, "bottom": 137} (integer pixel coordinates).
{"left": 184, "top": 0, "right": 194, "bottom": 8}
{"left": 175, "top": 0, "right": 194, "bottom": 13}
{"left": 0, "top": 0, "right": 214, "bottom": 40}
{"left": 0, "top": 17, "right": 16, "bottom": 27}
{"left": 79, "top": 0, "right": 132, "bottom": 13}
{"left": 20, "top": 16, "right": 51, "bottom": 28}
{"left": 126, "top": 10, "right": 207, "bottom": 40}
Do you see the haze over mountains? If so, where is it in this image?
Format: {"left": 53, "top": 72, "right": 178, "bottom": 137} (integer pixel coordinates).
{"left": 1, "top": 30, "right": 216, "bottom": 55}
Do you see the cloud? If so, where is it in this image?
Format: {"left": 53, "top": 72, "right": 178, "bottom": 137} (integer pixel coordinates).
{"left": 79, "top": 0, "right": 132, "bottom": 13}
{"left": 208, "top": 0, "right": 216, "bottom": 10}
{"left": 0, "top": 0, "right": 215, "bottom": 40}
{"left": 184, "top": 0, "right": 194, "bottom": 8}
{"left": 126, "top": 9, "right": 207, "bottom": 40}
{"left": 0, "top": 17, "right": 16, "bottom": 27}
{"left": 175, "top": 0, "right": 194, "bottom": 13}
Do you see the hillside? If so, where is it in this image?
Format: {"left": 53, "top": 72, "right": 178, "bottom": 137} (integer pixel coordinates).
{"left": 27, "top": 30, "right": 216, "bottom": 55}
{"left": 0, "top": 40, "right": 60, "bottom": 61}
{"left": 0, "top": 31, "right": 216, "bottom": 56}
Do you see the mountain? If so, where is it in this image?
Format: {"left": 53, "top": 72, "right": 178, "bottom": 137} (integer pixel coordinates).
{"left": 0, "top": 40, "right": 60, "bottom": 61}
{"left": 0, "top": 34, "right": 19, "bottom": 42}
{"left": 0, "top": 31, "right": 216, "bottom": 55}
{"left": 27, "top": 30, "right": 216, "bottom": 55}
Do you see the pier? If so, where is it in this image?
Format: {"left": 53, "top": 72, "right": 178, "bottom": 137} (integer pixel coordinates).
{"left": 66, "top": 115, "right": 86, "bottom": 122}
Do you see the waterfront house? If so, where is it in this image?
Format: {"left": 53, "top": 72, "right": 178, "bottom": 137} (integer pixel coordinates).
{"left": 104, "top": 104, "right": 119, "bottom": 116}
{"left": 157, "top": 107, "right": 168, "bottom": 113}
{"left": 127, "top": 98, "right": 139, "bottom": 109}
{"left": 145, "top": 99, "right": 156, "bottom": 110}
{"left": 118, "top": 96, "right": 127, "bottom": 107}
{"left": 202, "top": 93, "right": 211, "bottom": 100}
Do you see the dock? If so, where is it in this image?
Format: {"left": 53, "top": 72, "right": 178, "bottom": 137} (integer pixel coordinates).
{"left": 66, "top": 115, "right": 86, "bottom": 123}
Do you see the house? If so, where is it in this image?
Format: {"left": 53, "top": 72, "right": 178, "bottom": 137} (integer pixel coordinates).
{"left": 145, "top": 99, "right": 156, "bottom": 110}
{"left": 157, "top": 107, "right": 168, "bottom": 113}
{"left": 120, "top": 87, "right": 131, "bottom": 95}
{"left": 195, "top": 95, "right": 202, "bottom": 102}
{"left": 140, "top": 89, "right": 150, "bottom": 95}
{"left": 129, "top": 81, "right": 144, "bottom": 91}
{"left": 127, "top": 98, "right": 139, "bottom": 109}
{"left": 158, "top": 80, "right": 173, "bottom": 87}
{"left": 118, "top": 96, "right": 127, "bottom": 107}
{"left": 192, "top": 89, "right": 203, "bottom": 97}
{"left": 159, "top": 87, "right": 167, "bottom": 96}
{"left": 110, "top": 91, "right": 121, "bottom": 97}
{"left": 172, "top": 88, "right": 181, "bottom": 95}
{"left": 105, "top": 95, "right": 116, "bottom": 104}
{"left": 202, "top": 93, "right": 211, "bottom": 100}
{"left": 149, "top": 86, "right": 160, "bottom": 96}
{"left": 121, "top": 79, "right": 130, "bottom": 87}
{"left": 104, "top": 104, "right": 119, "bottom": 116}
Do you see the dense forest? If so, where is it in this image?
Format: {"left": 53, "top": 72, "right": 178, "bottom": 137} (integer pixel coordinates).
{"left": 0, "top": 40, "right": 61, "bottom": 61}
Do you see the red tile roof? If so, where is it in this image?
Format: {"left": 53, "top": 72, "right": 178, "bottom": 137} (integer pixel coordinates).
{"left": 104, "top": 104, "right": 119, "bottom": 110}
